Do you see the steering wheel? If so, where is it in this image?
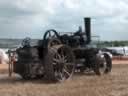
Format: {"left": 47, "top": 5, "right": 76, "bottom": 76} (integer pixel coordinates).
{"left": 43, "top": 29, "right": 60, "bottom": 40}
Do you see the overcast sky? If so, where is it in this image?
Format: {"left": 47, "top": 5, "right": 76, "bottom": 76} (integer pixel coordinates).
{"left": 0, "top": 0, "right": 128, "bottom": 41}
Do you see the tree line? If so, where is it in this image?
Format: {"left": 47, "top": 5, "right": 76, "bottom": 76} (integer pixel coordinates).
{"left": 100, "top": 41, "right": 128, "bottom": 47}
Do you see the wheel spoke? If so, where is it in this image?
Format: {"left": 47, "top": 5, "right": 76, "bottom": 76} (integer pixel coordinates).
{"left": 63, "top": 56, "right": 67, "bottom": 62}
{"left": 63, "top": 68, "right": 70, "bottom": 76}
{"left": 65, "top": 62, "right": 74, "bottom": 66}
{"left": 60, "top": 72, "right": 63, "bottom": 79}
{"left": 60, "top": 49, "right": 66, "bottom": 57}
{"left": 49, "top": 32, "right": 51, "bottom": 37}
{"left": 58, "top": 71, "right": 65, "bottom": 80}
{"left": 53, "top": 58, "right": 60, "bottom": 63}
{"left": 57, "top": 54, "right": 61, "bottom": 60}
{"left": 52, "top": 62, "right": 57, "bottom": 65}
{"left": 61, "top": 54, "right": 65, "bottom": 61}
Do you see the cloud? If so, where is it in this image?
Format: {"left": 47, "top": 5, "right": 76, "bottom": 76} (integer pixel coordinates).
{"left": 0, "top": 0, "right": 128, "bottom": 40}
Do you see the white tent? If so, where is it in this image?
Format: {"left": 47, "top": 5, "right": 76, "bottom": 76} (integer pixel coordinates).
{"left": 107, "top": 46, "right": 128, "bottom": 56}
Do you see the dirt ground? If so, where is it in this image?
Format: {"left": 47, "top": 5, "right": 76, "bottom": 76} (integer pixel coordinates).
{"left": 112, "top": 60, "right": 128, "bottom": 65}
{"left": 0, "top": 61, "right": 127, "bottom": 96}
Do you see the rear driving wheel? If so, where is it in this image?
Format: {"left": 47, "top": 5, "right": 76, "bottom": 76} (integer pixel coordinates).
{"left": 44, "top": 45, "right": 75, "bottom": 82}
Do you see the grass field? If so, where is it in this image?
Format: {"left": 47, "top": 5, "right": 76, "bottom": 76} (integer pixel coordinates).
{"left": 0, "top": 61, "right": 127, "bottom": 96}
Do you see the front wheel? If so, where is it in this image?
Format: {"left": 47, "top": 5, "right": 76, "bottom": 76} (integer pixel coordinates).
{"left": 94, "top": 54, "right": 112, "bottom": 75}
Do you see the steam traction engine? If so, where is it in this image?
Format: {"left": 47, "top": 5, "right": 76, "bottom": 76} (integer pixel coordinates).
{"left": 9, "top": 18, "right": 112, "bottom": 82}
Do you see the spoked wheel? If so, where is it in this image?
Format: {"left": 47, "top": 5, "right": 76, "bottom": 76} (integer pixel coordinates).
{"left": 44, "top": 45, "right": 75, "bottom": 82}
{"left": 43, "top": 29, "right": 60, "bottom": 48}
{"left": 43, "top": 29, "right": 60, "bottom": 40}
{"left": 94, "top": 54, "right": 112, "bottom": 75}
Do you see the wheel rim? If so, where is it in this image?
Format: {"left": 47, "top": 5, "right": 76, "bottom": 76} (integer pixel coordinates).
{"left": 98, "top": 54, "right": 112, "bottom": 74}
{"left": 52, "top": 46, "right": 75, "bottom": 81}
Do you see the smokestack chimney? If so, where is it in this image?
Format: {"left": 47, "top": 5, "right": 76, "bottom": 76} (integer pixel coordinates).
{"left": 84, "top": 17, "right": 91, "bottom": 44}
